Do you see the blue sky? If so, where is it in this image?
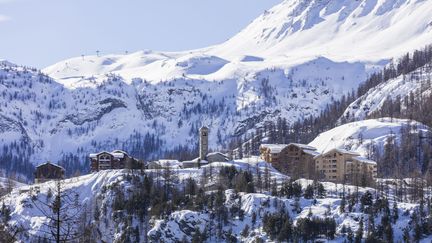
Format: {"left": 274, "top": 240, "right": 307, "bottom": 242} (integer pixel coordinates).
{"left": 0, "top": 0, "right": 281, "bottom": 68}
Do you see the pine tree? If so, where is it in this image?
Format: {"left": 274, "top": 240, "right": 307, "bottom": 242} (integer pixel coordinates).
{"left": 402, "top": 227, "right": 410, "bottom": 243}
{"left": 355, "top": 217, "right": 363, "bottom": 243}
{"left": 304, "top": 184, "right": 314, "bottom": 199}
{"left": 392, "top": 201, "right": 398, "bottom": 224}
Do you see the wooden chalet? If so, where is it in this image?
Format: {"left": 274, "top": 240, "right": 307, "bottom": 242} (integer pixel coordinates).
{"left": 90, "top": 150, "right": 141, "bottom": 172}
{"left": 34, "top": 162, "right": 65, "bottom": 183}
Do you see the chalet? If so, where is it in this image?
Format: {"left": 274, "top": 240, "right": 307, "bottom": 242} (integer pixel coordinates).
{"left": 90, "top": 150, "right": 140, "bottom": 172}
{"left": 34, "top": 162, "right": 65, "bottom": 183}
{"left": 314, "top": 148, "right": 377, "bottom": 185}
{"left": 259, "top": 143, "right": 318, "bottom": 179}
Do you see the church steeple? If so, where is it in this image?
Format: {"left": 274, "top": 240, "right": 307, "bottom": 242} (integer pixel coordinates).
{"left": 199, "top": 126, "right": 209, "bottom": 160}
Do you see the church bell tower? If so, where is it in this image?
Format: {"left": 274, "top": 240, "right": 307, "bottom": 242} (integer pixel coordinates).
{"left": 199, "top": 126, "right": 209, "bottom": 160}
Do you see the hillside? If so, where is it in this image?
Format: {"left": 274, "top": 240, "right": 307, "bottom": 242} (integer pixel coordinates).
{"left": 1, "top": 0, "right": 432, "bottom": 178}
{"left": 1, "top": 161, "right": 431, "bottom": 242}
{"left": 342, "top": 62, "right": 432, "bottom": 122}
{"left": 309, "top": 118, "right": 430, "bottom": 157}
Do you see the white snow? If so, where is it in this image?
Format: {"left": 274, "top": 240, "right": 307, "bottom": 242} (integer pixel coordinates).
{"left": 309, "top": 118, "right": 430, "bottom": 157}
{"left": 2, "top": 0, "right": 432, "bottom": 171}
{"left": 342, "top": 64, "right": 432, "bottom": 121}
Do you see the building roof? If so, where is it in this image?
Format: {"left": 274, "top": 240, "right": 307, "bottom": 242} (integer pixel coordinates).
{"left": 182, "top": 158, "right": 209, "bottom": 165}
{"left": 207, "top": 152, "right": 229, "bottom": 158}
{"left": 89, "top": 150, "right": 126, "bottom": 159}
{"left": 36, "top": 162, "right": 65, "bottom": 171}
{"left": 315, "top": 148, "right": 360, "bottom": 158}
{"left": 111, "top": 150, "right": 129, "bottom": 156}
{"left": 303, "top": 149, "right": 321, "bottom": 157}
{"left": 352, "top": 156, "right": 377, "bottom": 165}
{"left": 289, "top": 143, "right": 317, "bottom": 151}
{"left": 260, "top": 144, "right": 288, "bottom": 153}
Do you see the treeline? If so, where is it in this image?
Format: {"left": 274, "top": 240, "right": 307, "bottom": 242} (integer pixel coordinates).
{"left": 375, "top": 122, "right": 432, "bottom": 176}
{"left": 240, "top": 44, "right": 432, "bottom": 177}
{"left": 357, "top": 45, "right": 432, "bottom": 97}
{"left": 257, "top": 44, "right": 432, "bottom": 145}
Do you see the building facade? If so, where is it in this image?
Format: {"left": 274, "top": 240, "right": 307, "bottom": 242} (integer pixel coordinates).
{"left": 90, "top": 150, "right": 139, "bottom": 172}
{"left": 285, "top": 143, "right": 320, "bottom": 179}
{"left": 259, "top": 143, "right": 318, "bottom": 179}
{"left": 259, "top": 144, "right": 288, "bottom": 164}
{"left": 34, "top": 162, "right": 65, "bottom": 183}
{"left": 314, "top": 148, "right": 377, "bottom": 185}
{"left": 347, "top": 156, "right": 378, "bottom": 184}
{"left": 260, "top": 144, "right": 378, "bottom": 184}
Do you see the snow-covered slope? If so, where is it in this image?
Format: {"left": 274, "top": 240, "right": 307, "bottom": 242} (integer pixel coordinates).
{"left": 342, "top": 63, "right": 432, "bottom": 121}
{"left": 2, "top": 161, "right": 428, "bottom": 242}
{"left": 45, "top": 0, "right": 432, "bottom": 86}
{"left": 1, "top": 58, "right": 366, "bottom": 176}
{"left": 3, "top": 0, "right": 432, "bottom": 176}
{"left": 309, "top": 118, "right": 430, "bottom": 157}
{"left": 212, "top": 0, "right": 432, "bottom": 61}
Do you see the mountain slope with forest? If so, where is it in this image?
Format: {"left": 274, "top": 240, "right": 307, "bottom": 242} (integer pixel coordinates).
{"left": 1, "top": 162, "right": 431, "bottom": 242}
{"left": 1, "top": 0, "right": 432, "bottom": 179}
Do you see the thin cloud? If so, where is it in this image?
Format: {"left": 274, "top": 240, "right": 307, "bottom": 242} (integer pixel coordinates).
{"left": 0, "top": 15, "right": 10, "bottom": 22}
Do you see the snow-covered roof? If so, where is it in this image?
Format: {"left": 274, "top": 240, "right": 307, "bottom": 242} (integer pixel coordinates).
{"left": 182, "top": 160, "right": 209, "bottom": 164}
{"left": 207, "top": 152, "right": 227, "bottom": 157}
{"left": 316, "top": 148, "right": 360, "bottom": 158}
{"left": 352, "top": 156, "right": 377, "bottom": 166}
{"left": 303, "top": 149, "right": 320, "bottom": 157}
{"left": 260, "top": 144, "right": 288, "bottom": 153}
{"left": 157, "top": 159, "right": 181, "bottom": 166}
{"left": 89, "top": 150, "right": 127, "bottom": 159}
{"left": 111, "top": 150, "right": 129, "bottom": 156}
{"left": 288, "top": 143, "right": 317, "bottom": 151}
{"left": 334, "top": 148, "right": 360, "bottom": 156}
{"left": 36, "top": 162, "right": 65, "bottom": 171}
{"left": 89, "top": 151, "right": 109, "bottom": 158}
{"left": 111, "top": 153, "right": 125, "bottom": 159}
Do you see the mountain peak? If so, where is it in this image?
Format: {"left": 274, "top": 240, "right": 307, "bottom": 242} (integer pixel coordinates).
{"left": 212, "top": 0, "right": 432, "bottom": 61}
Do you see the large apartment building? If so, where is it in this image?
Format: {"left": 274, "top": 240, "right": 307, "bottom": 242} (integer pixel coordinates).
{"left": 314, "top": 148, "right": 377, "bottom": 185}
{"left": 260, "top": 144, "right": 378, "bottom": 185}
{"left": 259, "top": 143, "right": 319, "bottom": 179}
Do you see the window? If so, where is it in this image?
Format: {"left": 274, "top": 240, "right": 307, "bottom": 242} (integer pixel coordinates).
{"left": 99, "top": 154, "right": 111, "bottom": 169}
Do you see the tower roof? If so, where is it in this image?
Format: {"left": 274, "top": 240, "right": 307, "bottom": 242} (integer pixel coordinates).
{"left": 200, "top": 125, "right": 209, "bottom": 130}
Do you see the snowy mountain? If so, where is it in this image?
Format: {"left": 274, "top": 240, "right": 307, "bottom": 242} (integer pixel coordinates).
{"left": 2, "top": 0, "right": 432, "bottom": 177}
{"left": 309, "top": 118, "right": 430, "bottom": 158}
